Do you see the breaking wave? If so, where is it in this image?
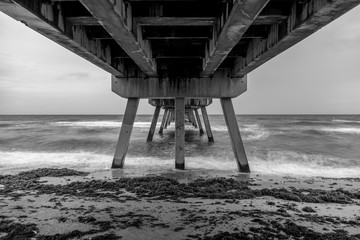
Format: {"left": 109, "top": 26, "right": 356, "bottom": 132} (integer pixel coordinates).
{"left": 51, "top": 121, "right": 156, "bottom": 128}
{"left": 250, "top": 150, "right": 360, "bottom": 178}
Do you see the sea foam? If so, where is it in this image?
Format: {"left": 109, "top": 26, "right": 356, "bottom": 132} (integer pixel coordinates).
{"left": 250, "top": 150, "right": 360, "bottom": 178}
{"left": 1, "top": 150, "right": 358, "bottom": 178}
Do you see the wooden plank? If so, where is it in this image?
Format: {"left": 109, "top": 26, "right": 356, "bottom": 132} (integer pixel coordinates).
{"left": 152, "top": 39, "right": 205, "bottom": 58}
{"left": 147, "top": 106, "right": 161, "bottom": 142}
{"left": 0, "top": 0, "right": 124, "bottom": 76}
{"left": 159, "top": 109, "right": 168, "bottom": 134}
{"left": 112, "top": 98, "right": 139, "bottom": 168}
{"left": 253, "top": 15, "right": 287, "bottom": 25}
{"left": 66, "top": 16, "right": 100, "bottom": 26}
{"left": 201, "top": 107, "right": 214, "bottom": 143}
{"left": 143, "top": 26, "right": 212, "bottom": 40}
{"left": 80, "top": 0, "right": 157, "bottom": 76}
{"left": 194, "top": 109, "right": 204, "bottom": 135}
{"left": 135, "top": 17, "right": 217, "bottom": 26}
{"left": 175, "top": 98, "right": 185, "bottom": 170}
{"left": 128, "top": 0, "right": 205, "bottom": 1}
{"left": 202, "top": 0, "right": 269, "bottom": 76}
{"left": 220, "top": 98, "right": 249, "bottom": 173}
{"left": 233, "top": 0, "right": 360, "bottom": 77}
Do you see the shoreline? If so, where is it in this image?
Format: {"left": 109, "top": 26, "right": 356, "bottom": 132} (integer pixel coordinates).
{"left": 0, "top": 168, "right": 360, "bottom": 239}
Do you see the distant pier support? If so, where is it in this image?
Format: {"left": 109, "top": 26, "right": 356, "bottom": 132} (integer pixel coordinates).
{"left": 194, "top": 109, "right": 204, "bottom": 135}
{"left": 175, "top": 98, "right": 185, "bottom": 170}
{"left": 166, "top": 109, "right": 173, "bottom": 127}
{"left": 164, "top": 109, "right": 170, "bottom": 129}
{"left": 159, "top": 109, "right": 168, "bottom": 134}
{"left": 201, "top": 107, "right": 214, "bottom": 143}
{"left": 220, "top": 98, "right": 250, "bottom": 173}
{"left": 190, "top": 110, "right": 198, "bottom": 128}
{"left": 112, "top": 98, "right": 139, "bottom": 168}
{"left": 147, "top": 105, "right": 161, "bottom": 142}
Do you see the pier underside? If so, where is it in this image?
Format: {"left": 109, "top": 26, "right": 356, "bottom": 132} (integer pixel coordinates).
{"left": 1, "top": 0, "right": 359, "bottom": 172}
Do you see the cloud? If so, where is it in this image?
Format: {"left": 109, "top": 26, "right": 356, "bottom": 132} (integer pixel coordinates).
{"left": 0, "top": 56, "right": 15, "bottom": 77}
{"left": 56, "top": 72, "right": 91, "bottom": 81}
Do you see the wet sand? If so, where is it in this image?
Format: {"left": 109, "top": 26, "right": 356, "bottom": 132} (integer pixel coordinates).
{"left": 0, "top": 168, "right": 360, "bottom": 239}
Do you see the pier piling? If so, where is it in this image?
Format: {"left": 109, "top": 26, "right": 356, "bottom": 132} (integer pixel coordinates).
{"left": 175, "top": 98, "right": 185, "bottom": 170}
{"left": 147, "top": 105, "right": 161, "bottom": 142}
{"left": 201, "top": 107, "right": 214, "bottom": 143}
{"left": 220, "top": 98, "right": 250, "bottom": 173}
{"left": 190, "top": 110, "right": 198, "bottom": 128}
{"left": 159, "top": 109, "right": 168, "bottom": 134}
{"left": 112, "top": 98, "right": 139, "bottom": 168}
{"left": 194, "top": 109, "right": 204, "bottom": 135}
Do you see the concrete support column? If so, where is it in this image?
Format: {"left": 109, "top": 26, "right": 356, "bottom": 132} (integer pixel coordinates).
{"left": 167, "top": 110, "right": 173, "bottom": 126}
{"left": 112, "top": 98, "right": 140, "bottom": 168}
{"left": 159, "top": 109, "right": 168, "bottom": 134}
{"left": 172, "top": 110, "right": 175, "bottom": 122}
{"left": 185, "top": 112, "right": 190, "bottom": 123}
{"left": 201, "top": 107, "right": 214, "bottom": 143}
{"left": 175, "top": 98, "right": 185, "bottom": 170}
{"left": 220, "top": 98, "right": 250, "bottom": 173}
{"left": 194, "top": 109, "right": 204, "bottom": 135}
{"left": 190, "top": 110, "right": 198, "bottom": 128}
{"left": 147, "top": 106, "right": 161, "bottom": 142}
{"left": 164, "top": 109, "right": 171, "bottom": 129}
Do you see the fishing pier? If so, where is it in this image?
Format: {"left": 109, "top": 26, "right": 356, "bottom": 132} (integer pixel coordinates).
{"left": 1, "top": 0, "right": 358, "bottom": 172}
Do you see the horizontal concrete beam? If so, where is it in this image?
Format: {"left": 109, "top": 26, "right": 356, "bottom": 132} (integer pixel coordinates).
{"left": 148, "top": 98, "right": 212, "bottom": 108}
{"left": 112, "top": 76, "right": 247, "bottom": 98}
{"left": 135, "top": 17, "right": 217, "bottom": 26}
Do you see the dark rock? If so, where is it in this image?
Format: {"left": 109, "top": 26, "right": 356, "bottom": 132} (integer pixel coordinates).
{"left": 302, "top": 206, "right": 316, "bottom": 213}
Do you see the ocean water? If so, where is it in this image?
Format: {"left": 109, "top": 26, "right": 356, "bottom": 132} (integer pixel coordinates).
{"left": 0, "top": 115, "right": 360, "bottom": 178}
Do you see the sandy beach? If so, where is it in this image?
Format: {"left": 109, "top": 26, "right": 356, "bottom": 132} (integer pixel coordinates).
{"left": 0, "top": 168, "right": 359, "bottom": 240}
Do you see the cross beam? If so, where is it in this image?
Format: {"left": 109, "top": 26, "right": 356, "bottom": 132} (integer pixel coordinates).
{"left": 202, "top": 0, "right": 269, "bottom": 76}
{"left": 79, "top": 0, "right": 157, "bottom": 76}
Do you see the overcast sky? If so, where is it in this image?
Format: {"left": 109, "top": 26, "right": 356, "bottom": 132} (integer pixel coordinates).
{"left": 1, "top": 6, "right": 360, "bottom": 115}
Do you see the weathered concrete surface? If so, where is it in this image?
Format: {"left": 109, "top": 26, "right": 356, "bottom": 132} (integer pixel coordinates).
{"left": 175, "top": 98, "right": 185, "bottom": 170}
{"left": 112, "top": 76, "right": 247, "bottom": 98}
{"left": 201, "top": 107, "right": 214, "bottom": 143}
{"left": 148, "top": 99, "right": 212, "bottom": 108}
{"left": 159, "top": 109, "right": 168, "bottom": 135}
{"left": 194, "top": 109, "right": 204, "bottom": 135}
{"left": 221, "top": 98, "right": 250, "bottom": 173}
{"left": 147, "top": 106, "right": 161, "bottom": 142}
{"left": 112, "top": 98, "right": 139, "bottom": 169}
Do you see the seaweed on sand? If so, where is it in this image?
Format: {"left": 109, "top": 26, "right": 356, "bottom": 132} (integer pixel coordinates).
{"left": 1, "top": 169, "right": 359, "bottom": 204}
